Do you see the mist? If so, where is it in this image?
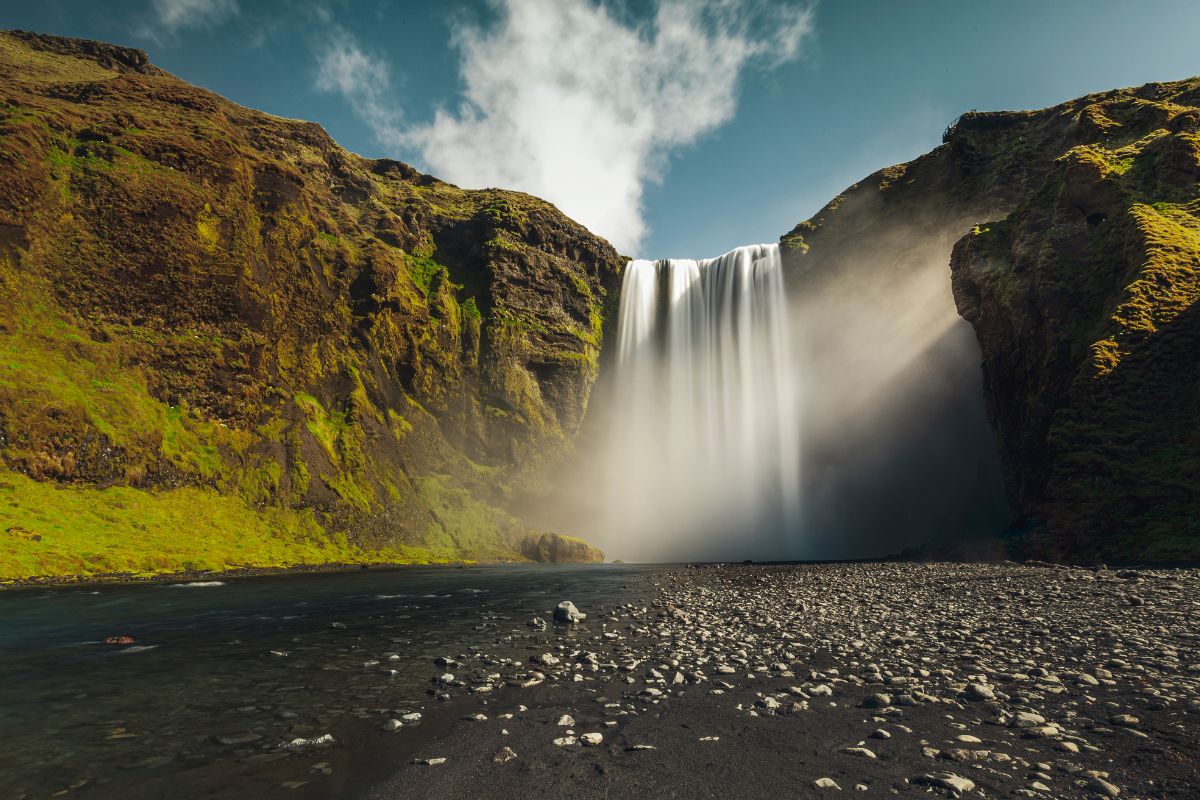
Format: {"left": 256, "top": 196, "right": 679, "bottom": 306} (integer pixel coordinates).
{"left": 526, "top": 214, "right": 1009, "bottom": 563}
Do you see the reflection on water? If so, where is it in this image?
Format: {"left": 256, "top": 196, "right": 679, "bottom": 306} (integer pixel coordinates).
{"left": 0, "top": 564, "right": 650, "bottom": 798}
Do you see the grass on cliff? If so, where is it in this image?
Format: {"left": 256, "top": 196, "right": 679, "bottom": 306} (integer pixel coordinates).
{"left": 413, "top": 474, "right": 522, "bottom": 559}
{"left": 0, "top": 469, "right": 459, "bottom": 582}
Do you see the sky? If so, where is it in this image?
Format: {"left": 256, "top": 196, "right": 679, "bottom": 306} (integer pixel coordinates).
{"left": 4, "top": 0, "right": 1200, "bottom": 258}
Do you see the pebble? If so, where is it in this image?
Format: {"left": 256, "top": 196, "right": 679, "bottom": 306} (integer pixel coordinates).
{"left": 913, "top": 772, "right": 975, "bottom": 796}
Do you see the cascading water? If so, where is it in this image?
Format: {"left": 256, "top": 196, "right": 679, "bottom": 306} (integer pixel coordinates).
{"left": 602, "top": 243, "right": 801, "bottom": 560}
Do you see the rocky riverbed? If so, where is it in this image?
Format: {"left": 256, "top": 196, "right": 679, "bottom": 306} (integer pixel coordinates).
{"left": 336, "top": 562, "right": 1200, "bottom": 799}
{"left": 12, "top": 562, "right": 1198, "bottom": 799}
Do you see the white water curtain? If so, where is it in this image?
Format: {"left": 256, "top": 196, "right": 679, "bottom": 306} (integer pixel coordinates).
{"left": 603, "top": 244, "right": 800, "bottom": 560}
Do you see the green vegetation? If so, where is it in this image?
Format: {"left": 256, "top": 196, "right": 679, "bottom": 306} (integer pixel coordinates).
{"left": 0, "top": 469, "right": 457, "bottom": 582}
{"left": 404, "top": 252, "right": 448, "bottom": 295}
{"left": 412, "top": 474, "right": 522, "bottom": 558}
{"left": 460, "top": 297, "right": 482, "bottom": 321}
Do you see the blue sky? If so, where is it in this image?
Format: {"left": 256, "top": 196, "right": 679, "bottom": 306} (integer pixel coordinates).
{"left": 4, "top": 0, "right": 1200, "bottom": 258}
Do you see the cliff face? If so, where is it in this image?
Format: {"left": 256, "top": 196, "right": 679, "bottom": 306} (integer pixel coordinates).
{"left": 951, "top": 80, "right": 1200, "bottom": 561}
{"left": 0, "top": 31, "right": 622, "bottom": 579}
{"left": 783, "top": 77, "right": 1200, "bottom": 561}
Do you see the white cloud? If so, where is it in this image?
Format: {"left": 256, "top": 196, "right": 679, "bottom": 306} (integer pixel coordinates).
{"left": 315, "top": 0, "right": 813, "bottom": 253}
{"left": 150, "top": 0, "right": 239, "bottom": 33}
{"left": 314, "top": 28, "right": 402, "bottom": 142}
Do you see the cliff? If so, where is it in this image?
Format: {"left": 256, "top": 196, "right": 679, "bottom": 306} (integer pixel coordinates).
{"left": 783, "top": 77, "right": 1200, "bottom": 561}
{"left": 0, "top": 31, "right": 622, "bottom": 580}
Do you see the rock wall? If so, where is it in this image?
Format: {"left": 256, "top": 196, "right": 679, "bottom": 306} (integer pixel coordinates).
{"left": 0, "top": 31, "right": 622, "bottom": 579}
{"left": 783, "top": 77, "right": 1200, "bottom": 561}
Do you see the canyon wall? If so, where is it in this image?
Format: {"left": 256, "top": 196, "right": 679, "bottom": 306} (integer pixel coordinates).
{"left": 783, "top": 77, "right": 1200, "bottom": 560}
{"left": 0, "top": 31, "right": 620, "bottom": 578}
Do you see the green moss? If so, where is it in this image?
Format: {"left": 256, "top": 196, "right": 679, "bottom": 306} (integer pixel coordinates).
{"left": 412, "top": 474, "right": 522, "bottom": 557}
{"left": 294, "top": 392, "right": 348, "bottom": 465}
{"left": 482, "top": 197, "right": 529, "bottom": 227}
{"left": 460, "top": 297, "right": 482, "bottom": 321}
{"left": 494, "top": 305, "right": 548, "bottom": 334}
{"left": 487, "top": 233, "right": 523, "bottom": 252}
{"left": 195, "top": 203, "right": 220, "bottom": 251}
{"left": 322, "top": 469, "right": 375, "bottom": 513}
{"left": 404, "top": 252, "right": 448, "bottom": 296}
{"left": 387, "top": 407, "right": 413, "bottom": 437}
{"left": 0, "top": 468, "right": 461, "bottom": 581}
{"left": 1090, "top": 203, "right": 1200, "bottom": 375}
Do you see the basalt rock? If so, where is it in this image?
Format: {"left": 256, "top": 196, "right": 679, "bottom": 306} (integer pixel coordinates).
{"left": 520, "top": 531, "right": 605, "bottom": 564}
{"left": 0, "top": 31, "right": 621, "bottom": 578}
{"left": 782, "top": 76, "right": 1200, "bottom": 561}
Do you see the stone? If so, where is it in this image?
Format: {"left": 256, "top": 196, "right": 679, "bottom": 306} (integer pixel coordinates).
{"left": 1087, "top": 777, "right": 1121, "bottom": 797}
{"left": 493, "top": 747, "right": 517, "bottom": 764}
{"left": 964, "top": 682, "right": 995, "bottom": 701}
{"left": 913, "top": 772, "right": 976, "bottom": 796}
{"left": 554, "top": 601, "right": 586, "bottom": 624}
{"left": 813, "top": 777, "right": 842, "bottom": 790}
{"left": 862, "top": 693, "right": 892, "bottom": 708}
{"left": 1009, "top": 712, "right": 1045, "bottom": 728}
{"left": 838, "top": 747, "right": 876, "bottom": 759}
{"left": 580, "top": 732, "right": 603, "bottom": 746}
{"left": 521, "top": 532, "right": 604, "bottom": 564}
{"left": 278, "top": 734, "right": 335, "bottom": 751}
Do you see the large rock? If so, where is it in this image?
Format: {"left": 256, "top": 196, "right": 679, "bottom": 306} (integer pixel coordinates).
{"left": 520, "top": 532, "right": 605, "bottom": 564}
{"left": 553, "top": 600, "right": 586, "bottom": 624}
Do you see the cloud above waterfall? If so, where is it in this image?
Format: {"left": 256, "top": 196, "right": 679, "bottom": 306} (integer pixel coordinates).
{"left": 147, "top": 0, "right": 238, "bottom": 33}
{"left": 314, "top": 0, "right": 814, "bottom": 253}
{"left": 314, "top": 27, "right": 403, "bottom": 143}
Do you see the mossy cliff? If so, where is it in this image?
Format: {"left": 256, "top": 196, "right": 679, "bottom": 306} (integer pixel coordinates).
{"left": 784, "top": 77, "right": 1200, "bottom": 561}
{"left": 0, "top": 31, "right": 621, "bottom": 580}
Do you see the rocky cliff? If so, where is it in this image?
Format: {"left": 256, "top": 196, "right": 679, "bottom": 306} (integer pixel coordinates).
{"left": 0, "top": 31, "right": 622, "bottom": 580}
{"left": 783, "top": 77, "right": 1200, "bottom": 561}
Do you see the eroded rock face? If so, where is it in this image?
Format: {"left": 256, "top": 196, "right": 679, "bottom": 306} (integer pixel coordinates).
{"left": 0, "top": 31, "right": 622, "bottom": 574}
{"left": 950, "top": 80, "right": 1200, "bottom": 561}
{"left": 784, "top": 76, "right": 1200, "bottom": 561}
{"left": 521, "top": 532, "right": 605, "bottom": 564}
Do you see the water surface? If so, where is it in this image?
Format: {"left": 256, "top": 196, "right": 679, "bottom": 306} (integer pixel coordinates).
{"left": 0, "top": 564, "right": 652, "bottom": 798}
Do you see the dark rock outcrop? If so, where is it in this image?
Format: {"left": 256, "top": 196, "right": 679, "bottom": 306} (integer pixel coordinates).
{"left": 783, "top": 77, "right": 1200, "bottom": 561}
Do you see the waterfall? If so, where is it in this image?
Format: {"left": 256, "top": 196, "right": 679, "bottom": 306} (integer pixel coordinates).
{"left": 603, "top": 243, "right": 800, "bottom": 559}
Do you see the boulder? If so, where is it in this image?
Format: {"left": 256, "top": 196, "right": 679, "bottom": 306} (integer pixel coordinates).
{"left": 554, "top": 601, "right": 586, "bottom": 624}
{"left": 521, "top": 532, "right": 605, "bottom": 564}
